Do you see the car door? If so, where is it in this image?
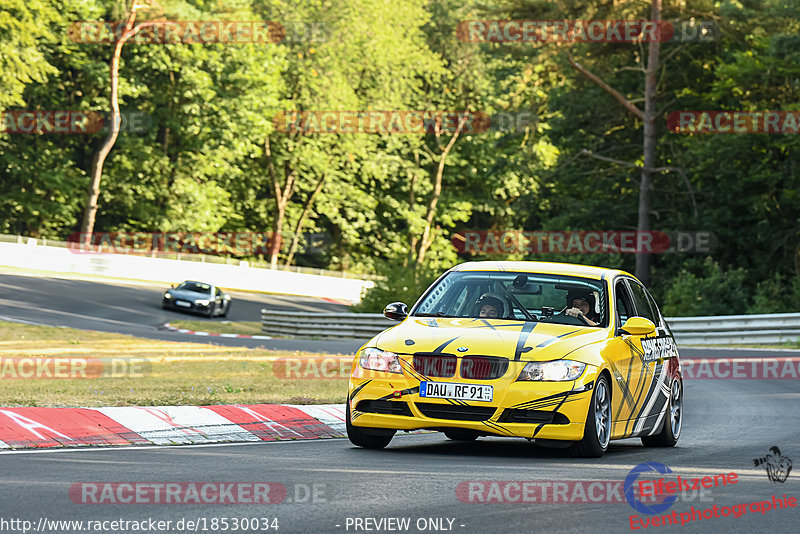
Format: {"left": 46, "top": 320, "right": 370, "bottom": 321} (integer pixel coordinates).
{"left": 621, "top": 278, "right": 676, "bottom": 437}
{"left": 606, "top": 277, "right": 648, "bottom": 439}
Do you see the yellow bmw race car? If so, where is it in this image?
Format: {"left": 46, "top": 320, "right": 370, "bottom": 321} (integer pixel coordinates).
{"left": 346, "top": 261, "right": 683, "bottom": 457}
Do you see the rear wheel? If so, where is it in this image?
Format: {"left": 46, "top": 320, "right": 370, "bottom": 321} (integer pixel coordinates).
{"left": 642, "top": 378, "right": 682, "bottom": 447}
{"left": 570, "top": 374, "right": 612, "bottom": 457}
{"left": 346, "top": 401, "right": 395, "bottom": 449}
{"left": 444, "top": 429, "right": 480, "bottom": 441}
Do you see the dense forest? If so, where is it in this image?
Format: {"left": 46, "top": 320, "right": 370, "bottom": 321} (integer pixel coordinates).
{"left": 1, "top": 0, "right": 798, "bottom": 315}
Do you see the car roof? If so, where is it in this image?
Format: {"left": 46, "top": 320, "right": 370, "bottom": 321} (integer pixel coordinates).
{"left": 450, "top": 260, "right": 635, "bottom": 282}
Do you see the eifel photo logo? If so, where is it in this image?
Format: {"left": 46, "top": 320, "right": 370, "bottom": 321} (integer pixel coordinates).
{"left": 753, "top": 447, "right": 793, "bottom": 483}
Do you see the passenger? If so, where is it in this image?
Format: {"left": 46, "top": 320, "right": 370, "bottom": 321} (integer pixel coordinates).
{"left": 474, "top": 294, "right": 505, "bottom": 319}
{"left": 565, "top": 290, "right": 600, "bottom": 326}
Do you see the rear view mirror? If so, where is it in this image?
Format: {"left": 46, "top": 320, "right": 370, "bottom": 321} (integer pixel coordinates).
{"left": 383, "top": 302, "right": 408, "bottom": 321}
{"left": 620, "top": 317, "right": 656, "bottom": 336}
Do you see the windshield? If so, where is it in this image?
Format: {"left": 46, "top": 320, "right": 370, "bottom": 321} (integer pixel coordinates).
{"left": 413, "top": 270, "right": 607, "bottom": 327}
{"left": 176, "top": 281, "right": 212, "bottom": 294}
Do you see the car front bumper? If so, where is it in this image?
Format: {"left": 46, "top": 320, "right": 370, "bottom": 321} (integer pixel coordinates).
{"left": 348, "top": 360, "right": 599, "bottom": 442}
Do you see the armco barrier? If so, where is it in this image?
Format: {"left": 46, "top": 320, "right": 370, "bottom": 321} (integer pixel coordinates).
{"left": 261, "top": 309, "right": 800, "bottom": 346}
{"left": 261, "top": 310, "right": 393, "bottom": 339}
{"left": 0, "top": 241, "right": 373, "bottom": 304}
{"left": 666, "top": 313, "right": 800, "bottom": 345}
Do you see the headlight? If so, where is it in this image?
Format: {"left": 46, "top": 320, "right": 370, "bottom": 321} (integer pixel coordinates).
{"left": 517, "top": 360, "right": 586, "bottom": 381}
{"left": 359, "top": 348, "right": 402, "bottom": 374}
{"left": 195, "top": 299, "right": 210, "bottom": 306}
{"left": 164, "top": 293, "right": 172, "bottom": 299}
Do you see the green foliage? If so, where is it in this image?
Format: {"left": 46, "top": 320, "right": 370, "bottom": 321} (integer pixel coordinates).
{"left": 662, "top": 259, "right": 749, "bottom": 317}
{"left": 749, "top": 274, "right": 800, "bottom": 314}
{"left": 1, "top": 0, "right": 799, "bottom": 319}
{"left": 352, "top": 264, "right": 440, "bottom": 313}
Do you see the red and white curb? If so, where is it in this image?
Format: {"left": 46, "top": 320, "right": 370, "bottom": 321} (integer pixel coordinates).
{"left": 0, "top": 403, "right": 345, "bottom": 450}
{"left": 161, "top": 322, "right": 272, "bottom": 340}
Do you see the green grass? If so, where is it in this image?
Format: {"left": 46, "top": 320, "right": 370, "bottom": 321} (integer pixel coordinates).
{"left": 168, "top": 319, "right": 264, "bottom": 336}
{"left": 0, "top": 321, "right": 350, "bottom": 407}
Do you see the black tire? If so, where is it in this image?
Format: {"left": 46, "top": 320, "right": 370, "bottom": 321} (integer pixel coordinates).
{"left": 220, "top": 302, "right": 230, "bottom": 318}
{"left": 444, "top": 429, "right": 480, "bottom": 441}
{"left": 570, "top": 373, "right": 612, "bottom": 458}
{"left": 346, "top": 401, "right": 395, "bottom": 449}
{"left": 161, "top": 300, "right": 169, "bottom": 310}
{"left": 642, "top": 377, "right": 682, "bottom": 447}
{"left": 205, "top": 303, "right": 216, "bottom": 318}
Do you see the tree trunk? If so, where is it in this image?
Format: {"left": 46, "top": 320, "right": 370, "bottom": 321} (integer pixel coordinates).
{"left": 263, "top": 136, "right": 295, "bottom": 268}
{"left": 636, "top": 0, "right": 662, "bottom": 285}
{"left": 79, "top": 5, "right": 157, "bottom": 246}
{"left": 415, "top": 115, "right": 469, "bottom": 269}
{"left": 284, "top": 173, "right": 326, "bottom": 266}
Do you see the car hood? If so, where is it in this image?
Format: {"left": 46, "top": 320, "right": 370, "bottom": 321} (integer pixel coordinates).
{"left": 373, "top": 317, "right": 608, "bottom": 361}
{"left": 167, "top": 289, "right": 212, "bottom": 301}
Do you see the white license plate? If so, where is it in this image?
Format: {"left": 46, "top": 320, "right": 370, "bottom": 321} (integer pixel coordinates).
{"left": 420, "top": 381, "right": 493, "bottom": 402}
{"left": 175, "top": 301, "right": 191, "bottom": 308}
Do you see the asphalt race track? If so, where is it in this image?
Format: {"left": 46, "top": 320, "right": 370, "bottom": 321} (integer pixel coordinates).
{"left": 1, "top": 375, "right": 798, "bottom": 533}
{"left": 0, "top": 272, "right": 361, "bottom": 353}
{"left": 1, "top": 273, "right": 799, "bottom": 532}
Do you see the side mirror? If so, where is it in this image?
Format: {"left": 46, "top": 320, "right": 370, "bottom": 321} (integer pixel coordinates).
{"left": 620, "top": 317, "right": 656, "bottom": 336}
{"left": 383, "top": 302, "right": 408, "bottom": 321}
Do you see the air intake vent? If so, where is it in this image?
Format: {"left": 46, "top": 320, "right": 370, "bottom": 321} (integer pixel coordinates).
{"left": 413, "top": 354, "right": 457, "bottom": 378}
{"left": 415, "top": 402, "right": 496, "bottom": 421}
{"left": 460, "top": 356, "right": 509, "bottom": 380}
{"left": 356, "top": 400, "right": 412, "bottom": 416}
{"left": 497, "top": 409, "right": 570, "bottom": 425}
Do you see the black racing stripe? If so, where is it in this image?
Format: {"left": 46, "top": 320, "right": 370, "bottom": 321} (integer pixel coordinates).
{"left": 433, "top": 337, "right": 460, "bottom": 354}
{"left": 625, "top": 361, "right": 660, "bottom": 435}
{"left": 483, "top": 420, "right": 515, "bottom": 436}
{"left": 513, "top": 321, "right": 538, "bottom": 361}
{"left": 512, "top": 389, "right": 572, "bottom": 409}
{"left": 632, "top": 362, "right": 664, "bottom": 423}
{"left": 532, "top": 423, "right": 546, "bottom": 438}
{"left": 349, "top": 380, "right": 372, "bottom": 401}
{"left": 609, "top": 361, "right": 635, "bottom": 422}
{"left": 536, "top": 329, "right": 581, "bottom": 349}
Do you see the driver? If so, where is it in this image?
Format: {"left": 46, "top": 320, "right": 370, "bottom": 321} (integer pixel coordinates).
{"left": 565, "top": 290, "right": 600, "bottom": 326}
{"left": 474, "top": 294, "right": 505, "bottom": 319}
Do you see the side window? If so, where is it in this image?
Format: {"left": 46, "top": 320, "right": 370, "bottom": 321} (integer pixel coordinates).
{"left": 628, "top": 281, "right": 658, "bottom": 324}
{"left": 643, "top": 288, "right": 664, "bottom": 327}
{"left": 215, "top": 287, "right": 222, "bottom": 297}
{"left": 615, "top": 281, "right": 634, "bottom": 327}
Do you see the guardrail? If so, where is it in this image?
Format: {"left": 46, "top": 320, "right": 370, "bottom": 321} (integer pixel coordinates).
{"left": 665, "top": 313, "right": 800, "bottom": 345}
{"left": 260, "top": 310, "right": 392, "bottom": 339}
{"left": 261, "top": 310, "right": 800, "bottom": 346}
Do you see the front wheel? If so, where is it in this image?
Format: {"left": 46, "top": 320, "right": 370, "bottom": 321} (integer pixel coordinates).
{"left": 570, "top": 374, "right": 612, "bottom": 457}
{"left": 220, "top": 302, "right": 230, "bottom": 318}
{"left": 205, "top": 303, "right": 216, "bottom": 318}
{"left": 642, "top": 378, "right": 682, "bottom": 447}
{"left": 346, "top": 401, "right": 395, "bottom": 449}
